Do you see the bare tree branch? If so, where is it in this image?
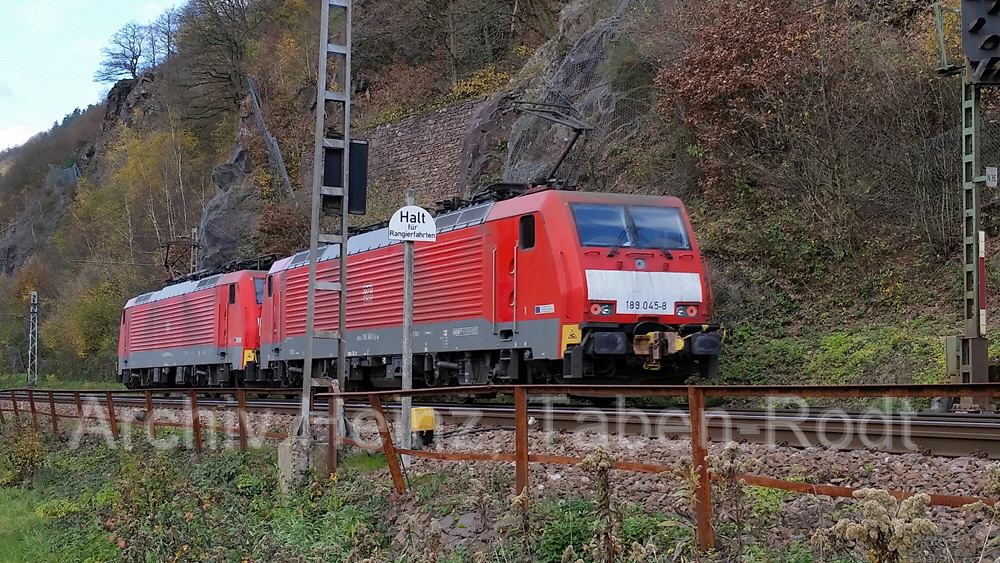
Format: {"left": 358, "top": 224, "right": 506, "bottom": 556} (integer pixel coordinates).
{"left": 95, "top": 22, "right": 146, "bottom": 82}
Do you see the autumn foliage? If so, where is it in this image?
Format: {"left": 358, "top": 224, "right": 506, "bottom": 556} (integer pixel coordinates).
{"left": 254, "top": 203, "right": 309, "bottom": 257}
{"left": 654, "top": 0, "right": 959, "bottom": 260}
{"left": 656, "top": 0, "right": 812, "bottom": 151}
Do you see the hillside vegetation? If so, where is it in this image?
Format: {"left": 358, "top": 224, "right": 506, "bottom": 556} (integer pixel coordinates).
{"left": 0, "top": 0, "right": 981, "bottom": 385}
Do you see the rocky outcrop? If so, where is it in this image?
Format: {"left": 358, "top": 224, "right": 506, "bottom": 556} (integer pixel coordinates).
{"left": 198, "top": 143, "right": 259, "bottom": 271}
{"left": 194, "top": 0, "right": 635, "bottom": 268}
{"left": 0, "top": 73, "right": 154, "bottom": 278}
{"left": 0, "top": 165, "right": 79, "bottom": 274}
{"left": 458, "top": 93, "right": 518, "bottom": 199}
{"left": 504, "top": 0, "right": 636, "bottom": 186}
{"left": 102, "top": 71, "right": 158, "bottom": 131}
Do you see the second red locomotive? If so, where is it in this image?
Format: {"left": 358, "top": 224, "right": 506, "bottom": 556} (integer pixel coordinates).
{"left": 118, "top": 270, "right": 266, "bottom": 387}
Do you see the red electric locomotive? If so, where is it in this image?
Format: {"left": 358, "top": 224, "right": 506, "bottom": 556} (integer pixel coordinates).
{"left": 257, "top": 185, "right": 720, "bottom": 389}
{"left": 117, "top": 269, "right": 267, "bottom": 387}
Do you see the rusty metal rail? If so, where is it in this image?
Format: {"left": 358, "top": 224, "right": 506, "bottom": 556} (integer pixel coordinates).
{"left": 318, "top": 383, "right": 1000, "bottom": 551}
{"left": 0, "top": 388, "right": 289, "bottom": 451}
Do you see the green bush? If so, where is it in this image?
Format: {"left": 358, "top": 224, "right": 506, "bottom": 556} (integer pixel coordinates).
{"left": 620, "top": 505, "right": 668, "bottom": 546}
{"left": 536, "top": 498, "right": 595, "bottom": 563}
{"left": 0, "top": 423, "right": 45, "bottom": 485}
{"left": 720, "top": 323, "right": 808, "bottom": 384}
{"left": 803, "top": 325, "right": 944, "bottom": 385}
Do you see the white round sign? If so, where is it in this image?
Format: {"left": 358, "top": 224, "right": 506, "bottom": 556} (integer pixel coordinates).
{"left": 388, "top": 205, "right": 437, "bottom": 242}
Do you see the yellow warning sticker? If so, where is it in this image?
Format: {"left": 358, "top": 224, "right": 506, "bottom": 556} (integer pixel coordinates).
{"left": 562, "top": 324, "right": 582, "bottom": 353}
{"left": 243, "top": 349, "right": 257, "bottom": 368}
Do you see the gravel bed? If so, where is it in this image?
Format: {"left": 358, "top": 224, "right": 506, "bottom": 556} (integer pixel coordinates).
{"left": 344, "top": 418, "right": 1000, "bottom": 559}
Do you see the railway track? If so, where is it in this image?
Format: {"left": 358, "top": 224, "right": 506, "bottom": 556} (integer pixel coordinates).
{"left": 348, "top": 403, "right": 1000, "bottom": 459}
{"left": 12, "top": 390, "right": 1000, "bottom": 459}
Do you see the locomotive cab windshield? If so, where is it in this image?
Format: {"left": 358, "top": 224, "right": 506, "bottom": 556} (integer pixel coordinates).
{"left": 570, "top": 203, "right": 692, "bottom": 253}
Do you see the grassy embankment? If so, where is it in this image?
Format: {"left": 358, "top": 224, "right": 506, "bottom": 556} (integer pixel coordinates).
{"left": 0, "top": 374, "right": 121, "bottom": 391}
{"left": 0, "top": 420, "right": 871, "bottom": 563}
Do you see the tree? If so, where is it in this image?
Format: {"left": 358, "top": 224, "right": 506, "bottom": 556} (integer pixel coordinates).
{"left": 653, "top": 0, "right": 960, "bottom": 256}
{"left": 354, "top": 0, "right": 518, "bottom": 80}
{"left": 146, "top": 7, "right": 181, "bottom": 68}
{"left": 95, "top": 22, "right": 146, "bottom": 82}
{"left": 176, "top": 0, "right": 283, "bottom": 116}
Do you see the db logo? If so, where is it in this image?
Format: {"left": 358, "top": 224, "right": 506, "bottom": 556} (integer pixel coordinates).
{"left": 362, "top": 284, "right": 374, "bottom": 302}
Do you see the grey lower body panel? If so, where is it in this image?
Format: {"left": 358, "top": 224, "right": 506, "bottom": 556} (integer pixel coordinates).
{"left": 261, "top": 318, "right": 561, "bottom": 365}
{"left": 119, "top": 345, "right": 244, "bottom": 372}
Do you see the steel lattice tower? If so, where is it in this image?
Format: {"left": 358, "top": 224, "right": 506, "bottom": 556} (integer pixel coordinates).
{"left": 298, "top": 0, "right": 353, "bottom": 435}
{"left": 26, "top": 291, "right": 37, "bottom": 388}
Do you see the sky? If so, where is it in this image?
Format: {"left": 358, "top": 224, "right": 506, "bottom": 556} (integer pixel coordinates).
{"left": 0, "top": 0, "right": 179, "bottom": 150}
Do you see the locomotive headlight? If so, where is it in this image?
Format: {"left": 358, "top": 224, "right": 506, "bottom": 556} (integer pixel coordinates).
{"left": 590, "top": 302, "right": 614, "bottom": 315}
{"left": 675, "top": 305, "right": 699, "bottom": 317}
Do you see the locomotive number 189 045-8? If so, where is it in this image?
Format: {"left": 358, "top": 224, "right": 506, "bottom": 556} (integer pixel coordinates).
{"left": 624, "top": 300, "right": 669, "bottom": 312}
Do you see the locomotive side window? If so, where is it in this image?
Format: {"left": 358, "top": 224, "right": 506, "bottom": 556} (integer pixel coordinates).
{"left": 519, "top": 215, "right": 535, "bottom": 250}
{"left": 254, "top": 278, "right": 266, "bottom": 304}
{"left": 267, "top": 275, "right": 273, "bottom": 297}
{"left": 228, "top": 284, "right": 236, "bottom": 304}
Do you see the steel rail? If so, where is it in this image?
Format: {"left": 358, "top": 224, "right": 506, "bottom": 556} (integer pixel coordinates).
{"left": 10, "top": 391, "right": 1000, "bottom": 458}
{"left": 340, "top": 403, "right": 1000, "bottom": 459}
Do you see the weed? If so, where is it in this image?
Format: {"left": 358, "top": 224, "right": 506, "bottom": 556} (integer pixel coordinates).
{"left": 511, "top": 485, "right": 532, "bottom": 548}
{"left": 394, "top": 514, "right": 454, "bottom": 563}
{"left": 707, "top": 442, "right": 758, "bottom": 556}
{"left": 557, "top": 545, "right": 581, "bottom": 563}
{"left": 818, "top": 488, "right": 938, "bottom": 563}
{"left": 468, "top": 477, "right": 494, "bottom": 528}
{"left": 536, "top": 498, "right": 594, "bottom": 563}
{"left": 580, "top": 445, "right": 623, "bottom": 562}
{"left": 412, "top": 471, "right": 455, "bottom": 503}
{"left": 0, "top": 422, "right": 45, "bottom": 484}
{"left": 418, "top": 519, "right": 445, "bottom": 563}
{"left": 344, "top": 523, "right": 387, "bottom": 562}
{"left": 112, "top": 448, "right": 177, "bottom": 518}
{"left": 962, "top": 463, "right": 1000, "bottom": 559}
{"left": 663, "top": 456, "right": 699, "bottom": 525}
{"left": 620, "top": 505, "right": 667, "bottom": 546}
{"left": 746, "top": 485, "right": 786, "bottom": 524}
{"left": 34, "top": 498, "right": 82, "bottom": 519}
{"left": 443, "top": 65, "right": 509, "bottom": 103}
